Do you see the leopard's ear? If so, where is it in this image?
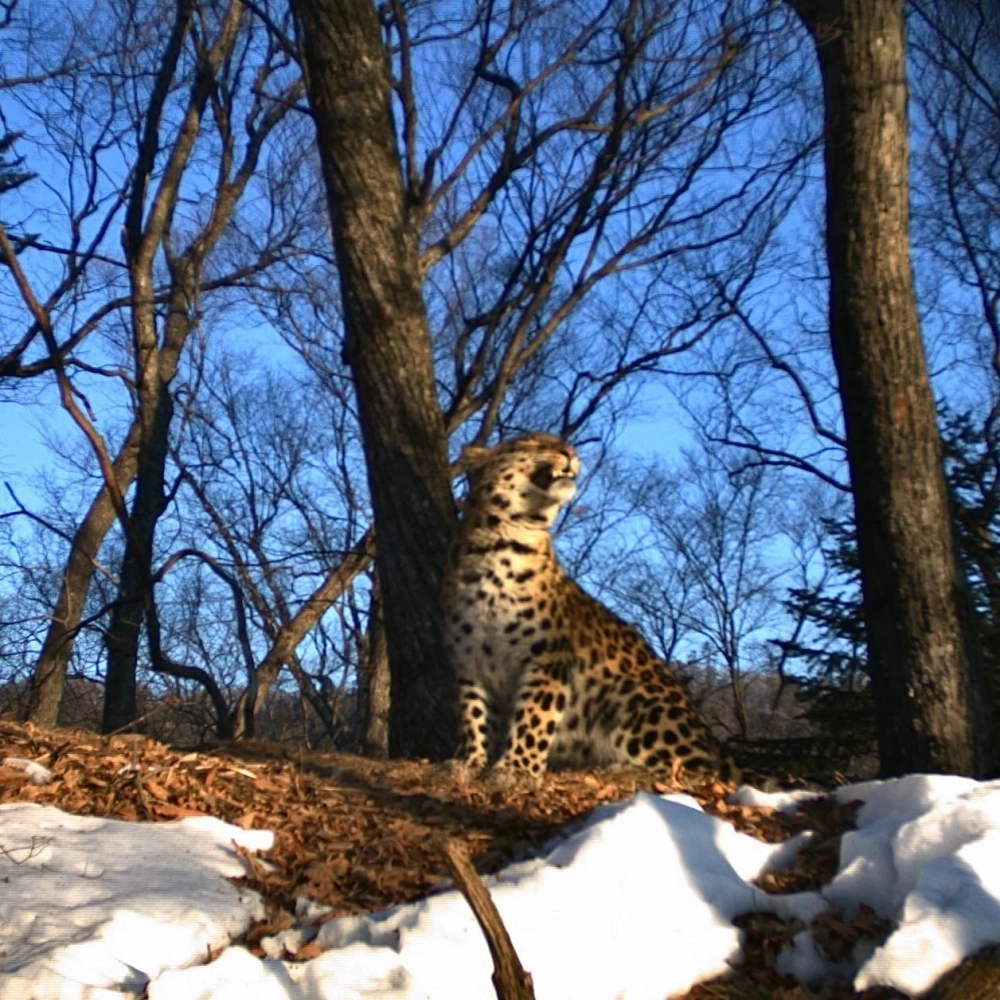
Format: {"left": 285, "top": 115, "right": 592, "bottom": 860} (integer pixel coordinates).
{"left": 459, "top": 445, "right": 491, "bottom": 470}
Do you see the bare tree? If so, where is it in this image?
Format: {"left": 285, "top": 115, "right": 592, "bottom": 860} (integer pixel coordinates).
{"left": 908, "top": 0, "right": 1000, "bottom": 772}
{"left": 788, "top": 0, "right": 983, "bottom": 776}
{"left": 293, "top": 0, "right": 458, "bottom": 758}
{"left": 167, "top": 353, "right": 374, "bottom": 740}
{"left": 637, "top": 456, "right": 791, "bottom": 739}
{"left": 102, "top": 0, "right": 306, "bottom": 732}
{"left": 23, "top": 427, "right": 140, "bottom": 725}
{"left": 292, "top": 0, "right": 807, "bottom": 756}
{"left": 0, "top": 0, "right": 315, "bottom": 730}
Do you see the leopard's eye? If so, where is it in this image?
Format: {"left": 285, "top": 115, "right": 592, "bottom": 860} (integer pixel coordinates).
{"left": 530, "top": 463, "right": 555, "bottom": 490}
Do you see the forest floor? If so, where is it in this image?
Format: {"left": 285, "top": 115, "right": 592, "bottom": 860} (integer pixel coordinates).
{"left": 1, "top": 719, "right": 996, "bottom": 999}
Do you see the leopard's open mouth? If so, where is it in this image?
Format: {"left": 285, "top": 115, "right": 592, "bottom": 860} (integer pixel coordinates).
{"left": 530, "top": 464, "right": 575, "bottom": 492}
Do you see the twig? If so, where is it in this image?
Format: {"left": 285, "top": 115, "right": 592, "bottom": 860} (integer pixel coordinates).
{"left": 442, "top": 840, "right": 535, "bottom": 1000}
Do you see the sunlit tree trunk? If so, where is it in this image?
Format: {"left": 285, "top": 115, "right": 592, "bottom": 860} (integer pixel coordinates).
{"left": 101, "top": 286, "right": 178, "bottom": 732}
{"left": 790, "top": 0, "right": 983, "bottom": 775}
{"left": 228, "top": 533, "right": 374, "bottom": 739}
{"left": 28, "top": 423, "right": 140, "bottom": 727}
{"left": 294, "top": 0, "right": 458, "bottom": 758}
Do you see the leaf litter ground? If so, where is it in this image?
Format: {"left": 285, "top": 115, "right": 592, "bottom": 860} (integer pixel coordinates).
{"left": 2, "top": 719, "right": 994, "bottom": 999}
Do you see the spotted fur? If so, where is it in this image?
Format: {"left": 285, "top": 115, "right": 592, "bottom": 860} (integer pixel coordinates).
{"left": 443, "top": 432, "right": 739, "bottom": 783}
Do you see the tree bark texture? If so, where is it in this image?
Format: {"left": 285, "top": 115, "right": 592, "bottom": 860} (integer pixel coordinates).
{"left": 294, "top": 0, "right": 458, "bottom": 759}
{"left": 360, "top": 578, "right": 390, "bottom": 758}
{"left": 790, "top": 0, "right": 981, "bottom": 775}
{"left": 28, "top": 422, "right": 141, "bottom": 727}
{"left": 101, "top": 347, "right": 175, "bottom": 733}
{"left": 102, "top": 267, "right": 200, "bottom": 733}
{"left": 442, "top": 841, "right": 536, "bottom": 1000}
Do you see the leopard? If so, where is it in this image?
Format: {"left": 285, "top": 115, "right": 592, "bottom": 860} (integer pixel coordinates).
{"left": 442, "top": 432, "right": 741, "bottom": 785}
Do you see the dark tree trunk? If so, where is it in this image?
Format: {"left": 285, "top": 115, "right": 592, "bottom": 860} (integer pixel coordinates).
{"left": 101, "top": 384, "right": 172, "bottom": 734}
{"left": 102, "top": 269, "right": 197, "bottom": 736}
{"left": 790, "top": 0, "right": 983, "bottom": 775}
{"left": 360, "top": 580, "right": 390, "bottom": 759}
{"left": 294, "top": 0, "right": 458, "bottom": 759}
{"left": 28, "top": 422, "right": 141, "bottom": 727}
{"left": 100, "top": 1, "right": 253, "bottom": 734}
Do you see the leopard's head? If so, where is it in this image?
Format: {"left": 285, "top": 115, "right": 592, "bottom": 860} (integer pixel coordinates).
{"left": 460, "top": 433, "right": 579, "bottom": 530}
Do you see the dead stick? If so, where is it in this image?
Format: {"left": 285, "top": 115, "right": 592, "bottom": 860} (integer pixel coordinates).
{"left": 442, "top": 841, "right": 535, "bottom": 1000}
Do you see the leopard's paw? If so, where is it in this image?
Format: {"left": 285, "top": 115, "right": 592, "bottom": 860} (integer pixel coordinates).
{"left": 486, "top": 761, "right": 544, "bottom": 790}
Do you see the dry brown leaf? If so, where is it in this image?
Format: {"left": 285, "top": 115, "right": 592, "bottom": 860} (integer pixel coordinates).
{"left": 0, "top": 720, "right": 874, "bottom": 999}
{"left": 151, "top": 802, "right": 210, "bottom": 820}
{"left": 291, "top": 941, "right": 323, "bottom": 961}
{"left": 143, "top": 779, "right": 171, "bottom": 802}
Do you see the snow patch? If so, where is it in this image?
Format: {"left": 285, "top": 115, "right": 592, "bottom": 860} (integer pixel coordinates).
{"left": 6, "top": 776, "right": 1000, "bottom": 998}
{"left": 0, "top": 804, "right": 271, "bottom": 1000}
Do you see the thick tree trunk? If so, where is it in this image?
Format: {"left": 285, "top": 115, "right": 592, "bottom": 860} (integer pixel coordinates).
{"left": 294, "top": 0, "right": 458, "bottom": 759}
{"left": 27, "top": 422, "right": 141, "bottom": 727}
{"left": 791, "top": 0, "right": 982, "bottom": 775}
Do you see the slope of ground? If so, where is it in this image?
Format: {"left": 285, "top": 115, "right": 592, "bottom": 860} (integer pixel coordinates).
{"left": 1, "top": 719, "right": 996, "bottom": 998}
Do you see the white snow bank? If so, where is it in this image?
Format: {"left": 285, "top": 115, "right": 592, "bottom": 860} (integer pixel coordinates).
{"left": 7, "top": 775, "right": 1000, "bottom": 999}
{"left": 148, "top": 791, "right": 824, "bottom": 1000}
{"left": 0, "top": 803, "right": 272, "bottom": 1000}
{"left": 755, "top": 774, "right": 1000, "bottom": 996}
{"left": 839, "top": 775, "right": 1000, "bottom": 995}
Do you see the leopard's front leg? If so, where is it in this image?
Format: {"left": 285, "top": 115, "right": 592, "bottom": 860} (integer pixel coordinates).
{"left": 494, "top": 659, "right": 572, "bottom": 777}
{"left": 456, "top": 676, "right": 493, "bottom": 769}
